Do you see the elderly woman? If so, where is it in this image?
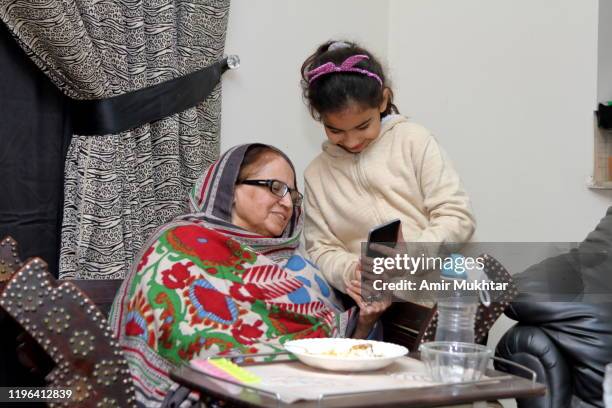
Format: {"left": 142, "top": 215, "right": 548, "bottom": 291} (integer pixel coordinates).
{"left": 110, "top": 143, "right": 389, "bottom": 406}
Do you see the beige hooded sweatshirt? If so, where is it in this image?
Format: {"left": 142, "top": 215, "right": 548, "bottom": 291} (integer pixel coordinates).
{"left": 303, "top": 115, "right": 476, "bottom": 293}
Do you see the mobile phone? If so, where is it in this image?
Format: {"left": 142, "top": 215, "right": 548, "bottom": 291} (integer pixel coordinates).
{"left": 366, "top": 219, "right": 401, "bottom": 258}
{"left": 362, "top": 219, "right": 401, "bottom": 304}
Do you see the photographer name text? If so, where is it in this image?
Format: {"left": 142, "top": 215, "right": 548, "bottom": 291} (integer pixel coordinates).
{"left": 372, "top": 279, "right": 509, "bottom": 291}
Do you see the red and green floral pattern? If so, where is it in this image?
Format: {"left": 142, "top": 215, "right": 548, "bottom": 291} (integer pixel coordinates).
{"left": 122, "top": 224, "right": 341, "bottom": 364}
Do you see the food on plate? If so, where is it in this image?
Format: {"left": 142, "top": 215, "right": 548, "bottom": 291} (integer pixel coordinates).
{"left": 285, "top": 339, "right": 408, "bottom": 371}
{"left": 312, "top": 343, "right": 383, "bottom": 358}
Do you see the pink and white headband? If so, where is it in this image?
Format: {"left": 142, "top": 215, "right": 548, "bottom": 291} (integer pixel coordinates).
{"left": 306, "top": 54, "right": 383, "bottom": 87}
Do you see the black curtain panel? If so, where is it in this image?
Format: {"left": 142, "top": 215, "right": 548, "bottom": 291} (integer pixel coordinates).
{"left": 0, "top": 22, "right": 71, "bottom": 276}
{"left": 0, "top": 21, "right": 70, "bottom": 400}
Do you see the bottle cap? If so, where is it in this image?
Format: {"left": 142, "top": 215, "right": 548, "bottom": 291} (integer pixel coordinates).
{"left": 440, "top": 253, "right": 468, "bottom": 279}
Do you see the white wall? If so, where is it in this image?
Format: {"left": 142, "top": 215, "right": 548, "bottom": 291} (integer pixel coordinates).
{"left": 221, "top": 0, "right": 390, "bottom": 187}
{"left": 599, "top": 0, "right": 612, "bottom": 102}
{"left": 388, "top": 0, "right": 611, "bottom": 242}
{"left": 222, "top": 0, "right": 610, "bottom": 240}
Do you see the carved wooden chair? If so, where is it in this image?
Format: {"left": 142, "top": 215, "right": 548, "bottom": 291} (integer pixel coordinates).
{"left": 0, "top": 236, "right": 23, "bottom": 283}
{"left": 382, "top": 301, "right": 438, "bottom": 351}
{"left": 0, "top": 236, "right": 135, "bottom": 407}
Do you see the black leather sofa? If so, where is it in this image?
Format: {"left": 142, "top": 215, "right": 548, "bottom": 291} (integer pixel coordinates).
{"left": 495, "top": 207, "right": 612, "bottom": 408}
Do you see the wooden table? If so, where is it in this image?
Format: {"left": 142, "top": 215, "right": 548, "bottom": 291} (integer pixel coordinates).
{"left": 170, "top": 362, "right": 546, "bottom": 408}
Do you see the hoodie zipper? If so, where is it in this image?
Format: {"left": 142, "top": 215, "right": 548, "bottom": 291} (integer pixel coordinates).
{"left": 353, "top": 153, "right": 383, "bottom": 225}
{"left": 353, "top": 154, "right": 368, "bottom": 194}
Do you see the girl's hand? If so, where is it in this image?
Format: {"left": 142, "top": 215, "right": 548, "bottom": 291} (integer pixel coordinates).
{"left": 345, "top": 265, "right": 392, "bottom": 338}
{"left": 396, "top": 223, "right": 405, "bottom": 243}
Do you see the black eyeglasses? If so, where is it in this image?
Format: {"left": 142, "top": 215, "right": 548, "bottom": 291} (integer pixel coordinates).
{"left": 238, "top": 179, "right": 303, "bottom": 207}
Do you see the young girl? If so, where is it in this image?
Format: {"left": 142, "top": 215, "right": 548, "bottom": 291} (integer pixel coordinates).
{"left": 301, "top": 40, "right": 476, "bottom": 295}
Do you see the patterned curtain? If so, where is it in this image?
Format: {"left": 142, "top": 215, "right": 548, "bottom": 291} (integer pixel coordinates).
{"left": 0, "top": 0, "right": 231, "bottom": 279}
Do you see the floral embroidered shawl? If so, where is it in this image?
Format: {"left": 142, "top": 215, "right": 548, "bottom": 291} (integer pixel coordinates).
{"left": 109, "top": 144, "right": 349, "bottom": 407}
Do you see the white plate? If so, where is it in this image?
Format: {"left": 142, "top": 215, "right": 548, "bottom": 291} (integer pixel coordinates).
{"left": 284, "top": 338, "right": 408, "bottom": 372}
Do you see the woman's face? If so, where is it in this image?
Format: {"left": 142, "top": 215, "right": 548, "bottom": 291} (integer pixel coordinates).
{"left": 232, "top": 153, "right": 295, "bottom": 237}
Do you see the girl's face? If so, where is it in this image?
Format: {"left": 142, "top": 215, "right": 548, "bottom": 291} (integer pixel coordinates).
{"left": 321, "top": 91, "right": 389, "bottom": 154}
{"left": 232, "top": 154, "right": 295, "bottom": 237}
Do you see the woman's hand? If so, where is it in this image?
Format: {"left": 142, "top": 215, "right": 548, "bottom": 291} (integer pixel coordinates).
{"left": 345, "top": 265, "right": 392, "bottom": 339}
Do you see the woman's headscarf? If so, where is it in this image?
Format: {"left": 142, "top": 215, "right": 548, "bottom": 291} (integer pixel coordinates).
{"left": 183, "top": 143, "right": 301, "bottom": 261}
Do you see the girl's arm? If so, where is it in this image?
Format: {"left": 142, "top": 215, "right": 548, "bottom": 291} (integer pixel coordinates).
{"left": 303, "top": 178, "right": 359, "bottom": 293}
{"left": 412, "top": 134, "right": 476, "bottom": 244}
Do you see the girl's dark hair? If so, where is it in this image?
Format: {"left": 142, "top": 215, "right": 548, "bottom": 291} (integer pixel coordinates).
{"left": 300, "top": 40, "right": 399, "bottom": 120}
{"left": 238, "top": 144, "right": 296, "bottom": 184}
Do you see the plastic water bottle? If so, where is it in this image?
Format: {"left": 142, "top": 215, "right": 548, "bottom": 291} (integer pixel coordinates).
{"left": 434, "top": 255, "right": 479, "bottom": 343}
